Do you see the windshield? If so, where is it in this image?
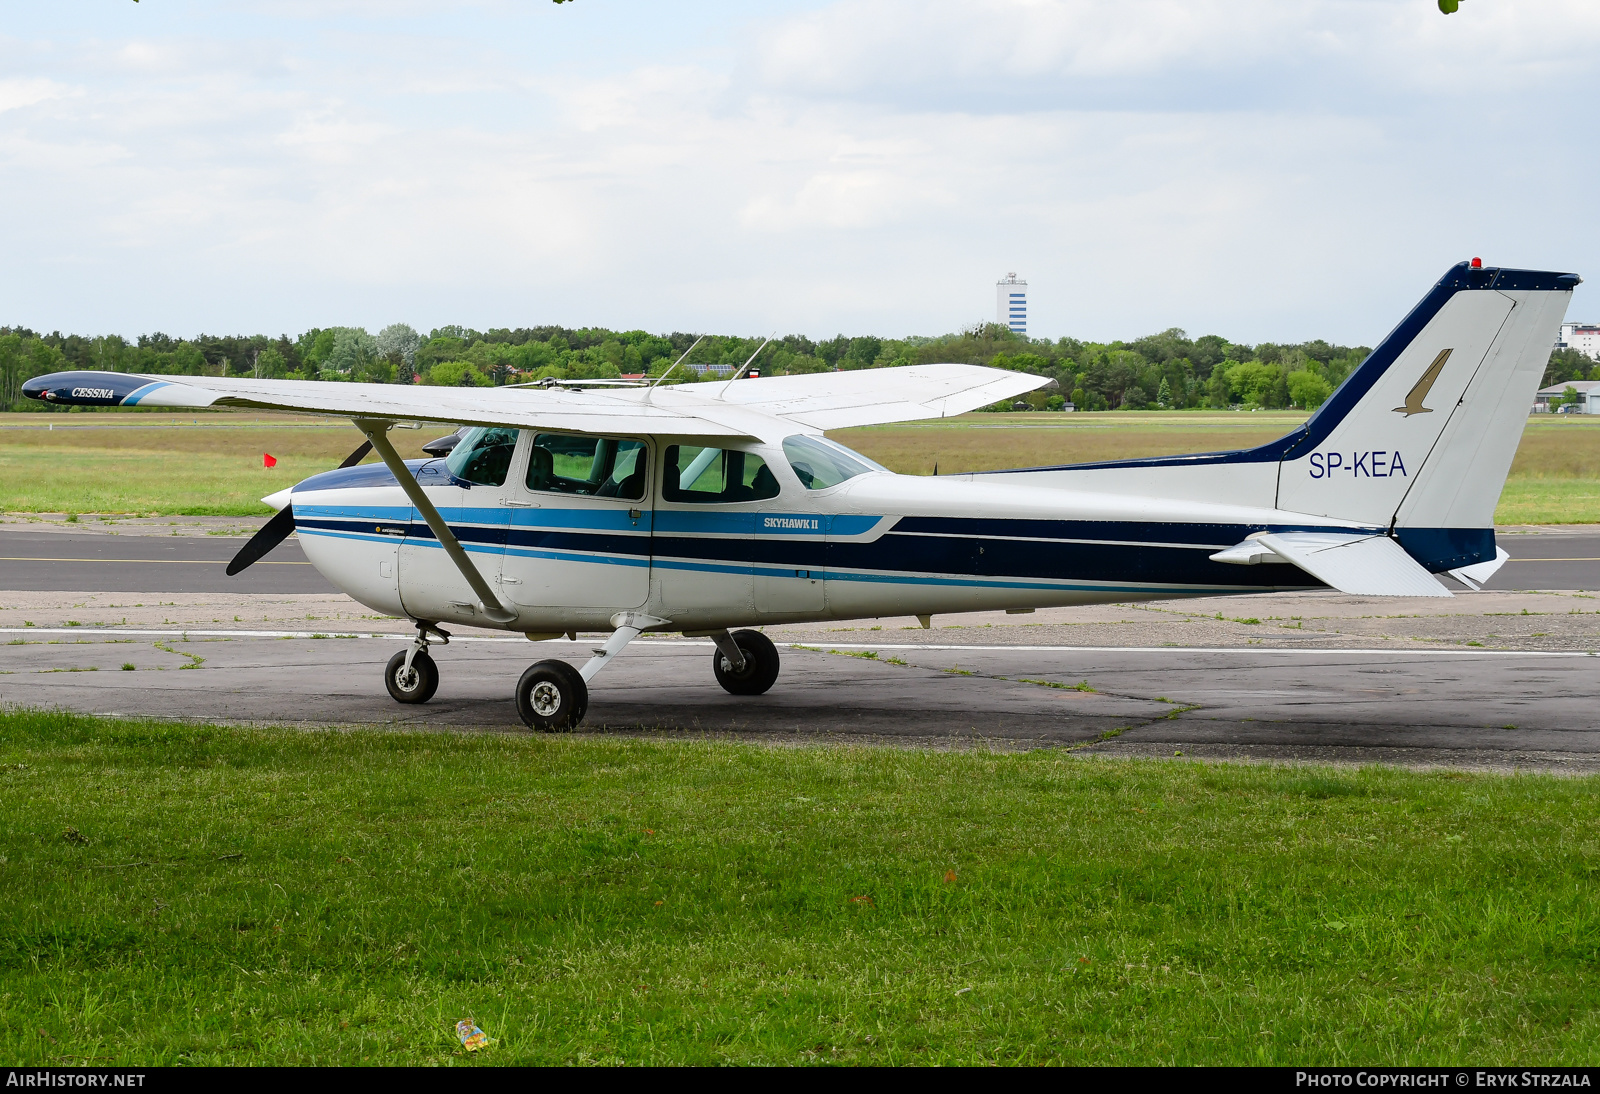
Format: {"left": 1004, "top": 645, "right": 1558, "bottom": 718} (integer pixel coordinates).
{"left": 782, "top": 435, "right": 887, "bottom": 490}
{"left": 444, "top": 426, "right": 519, "bottom": 487}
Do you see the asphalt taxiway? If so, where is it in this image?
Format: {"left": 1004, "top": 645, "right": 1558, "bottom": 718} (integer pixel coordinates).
{"left": 4, "top": 519, "right": 1599, "bottom": 770}
{"left": 3, "top": 627, "right": 1598, "bottom": 771}
{"left": 0, "top": 526, "right": 330, "bottom": 594}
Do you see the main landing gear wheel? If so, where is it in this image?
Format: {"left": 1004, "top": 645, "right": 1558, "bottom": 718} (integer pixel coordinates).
{"left": 385, "top": 649, "right": 439, "bottom": 704}
{"left": 516, "top": 659, "right": 589, "bottom": 732}
{"left": 712, "top": 629, "right": 780, "bottom": 696}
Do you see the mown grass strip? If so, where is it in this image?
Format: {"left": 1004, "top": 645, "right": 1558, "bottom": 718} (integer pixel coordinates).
{"left": 3, "top": 709, "right": 1599, "bottom": 1064}
{"left": 7, "top": 412, "right": 1600, "bottom": 520}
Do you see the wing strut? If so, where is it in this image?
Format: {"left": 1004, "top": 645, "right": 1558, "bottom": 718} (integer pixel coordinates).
{"left": 355, "top": 419, "right": 518, "bottom": 625}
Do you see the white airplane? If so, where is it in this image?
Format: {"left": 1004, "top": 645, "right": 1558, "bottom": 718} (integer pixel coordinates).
{"left": 24, "top": 260, "right": 1578, "bottom": 730}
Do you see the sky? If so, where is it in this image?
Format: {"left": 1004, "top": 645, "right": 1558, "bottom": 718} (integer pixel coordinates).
{"left": 1, "top": 0, "right": 1596, "bottom": 346}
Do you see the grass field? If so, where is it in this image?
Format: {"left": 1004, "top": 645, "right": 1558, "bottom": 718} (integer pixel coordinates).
{"left": 4, "top": 411, "right": 1600, "bottom": 523}
{"left": 837, "top": 413, "right": 1600, "bottom": 525}
{"left": 4, "top": 708, "right": 1600, "bottom": 1065}
{"left": 0, "top": 414, "right": 436, "bottom": 516}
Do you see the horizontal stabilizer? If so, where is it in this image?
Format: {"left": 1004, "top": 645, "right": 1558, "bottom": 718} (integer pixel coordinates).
{"left": 1255, "top": 532, "right": 1451, "bottom": 598}
{"left": 1446, "top": 546, "right": 1510, "bottom": 591}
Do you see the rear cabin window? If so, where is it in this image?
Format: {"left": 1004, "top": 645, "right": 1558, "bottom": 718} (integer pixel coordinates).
{"left": 525, "top": 434, "right": 648, "bottom": 501}
{"left": 662, "top": 446, "right": 780, "bottom": 504}
{"left": 445, "top": 426, "right": 519, "bottom": 487}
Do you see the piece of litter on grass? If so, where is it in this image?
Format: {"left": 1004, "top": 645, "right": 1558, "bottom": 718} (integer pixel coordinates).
{"left": 456, "top": 1019, "right": 489, "bottom": 1052}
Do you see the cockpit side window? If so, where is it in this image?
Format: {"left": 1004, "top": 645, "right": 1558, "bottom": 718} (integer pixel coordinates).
{"left": 662, "top": 445, "right": 781, "bottom": 504}
{"left": 444, "top": 426, "right": 519, "bottom": 487}
{"left": 781, "top": 434, "right": 887, "bottom": 490}
{"left": 525, "top": 433, "right": 648, "bottom": 501}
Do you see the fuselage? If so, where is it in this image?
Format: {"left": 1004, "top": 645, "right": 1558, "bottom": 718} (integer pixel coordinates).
{"left": 288, "top": 428, "right": 1388, "bottom": 635}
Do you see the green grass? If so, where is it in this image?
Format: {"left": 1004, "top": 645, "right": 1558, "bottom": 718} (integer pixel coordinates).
{"left": 4, "top": 709, "right": 1600, "bottom": 1065}
{"left": 0, "top": 444, "right": 342, "bottom": 516}
{"left": 1494, "top": 479, "right": 1600, "bottom": 525}
{"left": 0, "top": 414, "right": 435, "bottom": 516}
{"left": 8, "top": 411, "right": 1600, "bottom": 522}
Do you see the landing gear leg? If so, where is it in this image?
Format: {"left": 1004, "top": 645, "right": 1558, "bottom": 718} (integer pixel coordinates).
{"left": 385, "top": 620, "right": 449, "bottom": 704}
{"left": 711, "top": 629, "right": 780, "bottom": 696}
{"left": 514, "top": 612, "right": 668, "bottom": 732}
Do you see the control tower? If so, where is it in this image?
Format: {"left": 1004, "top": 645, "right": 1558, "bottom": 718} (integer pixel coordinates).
{"left": 996, "top": 273, "right": 1026, "bottom": 334}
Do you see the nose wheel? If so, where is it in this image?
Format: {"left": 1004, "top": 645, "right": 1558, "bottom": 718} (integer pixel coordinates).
{"left": 516, "top": 660, "right": 589, "bottom": 732}
{"left": 385, "top": 620, "right": 449, "bottom": 705}
{"left": 384, "top": 648, "right": 439, "bottom": 704}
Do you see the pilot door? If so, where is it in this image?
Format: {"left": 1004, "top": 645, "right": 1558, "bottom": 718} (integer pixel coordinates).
{"left": 651, "top": 444, "right": 787, "bottom": 623}
{"left": 396, "top": 427, "right": 512, "bottom": 624}
{"left": 494, "top": 432, "right": 653, "bottom": 624}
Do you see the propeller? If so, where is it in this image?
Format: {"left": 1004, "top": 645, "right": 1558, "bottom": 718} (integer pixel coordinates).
{"left": 226, "top": 439, "right": 373, "bottom": 576}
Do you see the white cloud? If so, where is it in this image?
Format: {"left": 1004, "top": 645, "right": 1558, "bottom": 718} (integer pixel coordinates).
{"left": 0, "top": 1, "right": 1593, "bottom": 343}
{"left": 751, "top": 0, "right": 1600, "bottom": 106}
{"left": 0, "top": 77, "right": 74, "bottom": 114}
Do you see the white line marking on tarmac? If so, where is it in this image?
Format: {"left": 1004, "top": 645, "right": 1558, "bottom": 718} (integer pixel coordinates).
{"left": 1, "top": 628, "right": 1594, "bottom": 657}
{"left": 797, "top": 643, "right": 1599, "bottom": 657}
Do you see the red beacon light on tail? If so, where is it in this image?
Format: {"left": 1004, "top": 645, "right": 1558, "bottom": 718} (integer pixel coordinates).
{"left": 1470, "top": 257, "right": 1483, "bottom": 269}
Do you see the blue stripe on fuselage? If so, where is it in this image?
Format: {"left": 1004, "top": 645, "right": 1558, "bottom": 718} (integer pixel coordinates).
{"left": 289, "top": 504, "right": 1487, "bottom": 586}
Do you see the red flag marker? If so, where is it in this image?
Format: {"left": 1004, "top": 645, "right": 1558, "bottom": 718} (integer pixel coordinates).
{"left": 263, "top": 453, "right": 278, "bottom": 469}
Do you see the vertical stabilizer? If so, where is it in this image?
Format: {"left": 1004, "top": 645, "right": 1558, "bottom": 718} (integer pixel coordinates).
{"left": 1274, "top": 262, "right": 1578, "bottom": 532}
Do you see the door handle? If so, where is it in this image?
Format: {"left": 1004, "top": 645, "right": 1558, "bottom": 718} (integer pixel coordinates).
{"left": 501, "top": 499, "right": 539, "bottom": 508}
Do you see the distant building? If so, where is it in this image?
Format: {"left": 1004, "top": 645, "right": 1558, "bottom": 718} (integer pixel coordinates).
{"left": 996, "top": 273, "right": 1027, "bottom": 335}
{"left": 1555, "top": 322, "right": 1600, "bottom": 359}
{"left": 1533, "top": 379, "right": 1600, "bottom": 414}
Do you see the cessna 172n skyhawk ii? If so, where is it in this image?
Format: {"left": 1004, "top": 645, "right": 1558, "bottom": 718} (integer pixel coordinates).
{"left": 23, "top": 260, "right": 1579, "bottom": 730}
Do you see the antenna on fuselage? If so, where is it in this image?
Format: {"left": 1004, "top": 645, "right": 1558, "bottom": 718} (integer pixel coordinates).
{"left": 649, "top": 335, "right": 705, "bottom": 390}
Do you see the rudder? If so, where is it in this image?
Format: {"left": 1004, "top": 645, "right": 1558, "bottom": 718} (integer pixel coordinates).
{"left": 1274, "top": 261, "right": 1579, "bottom": 539}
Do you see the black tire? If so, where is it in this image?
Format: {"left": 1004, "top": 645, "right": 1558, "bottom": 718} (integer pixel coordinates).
{"left": 385, "top": 649, "right": 439, "bottom": 704}
{"left": 516, "top": 659, "right": 588, "bottom": 732}
{"left": 712, "top": 629, "right": 780, "bottom": 696}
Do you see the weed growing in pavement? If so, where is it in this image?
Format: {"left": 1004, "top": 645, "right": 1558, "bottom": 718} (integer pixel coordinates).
{"left": 1018, "top": 678, "right": 1097, "bottom": 692}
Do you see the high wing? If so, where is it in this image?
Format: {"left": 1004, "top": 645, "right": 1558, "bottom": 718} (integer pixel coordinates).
{"left": 685, "top": 363, "right": 1051, "bottom": 430}
{"left": 25, "top": 372, "right": 754, "bottom": 437}
{"left": 22, "top": 364, "right": 1048, "bottom": 437}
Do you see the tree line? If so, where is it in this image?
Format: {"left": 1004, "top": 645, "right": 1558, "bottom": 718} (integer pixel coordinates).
{"left": 2, "top": 320, "right": 1591, "bottom": 414}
